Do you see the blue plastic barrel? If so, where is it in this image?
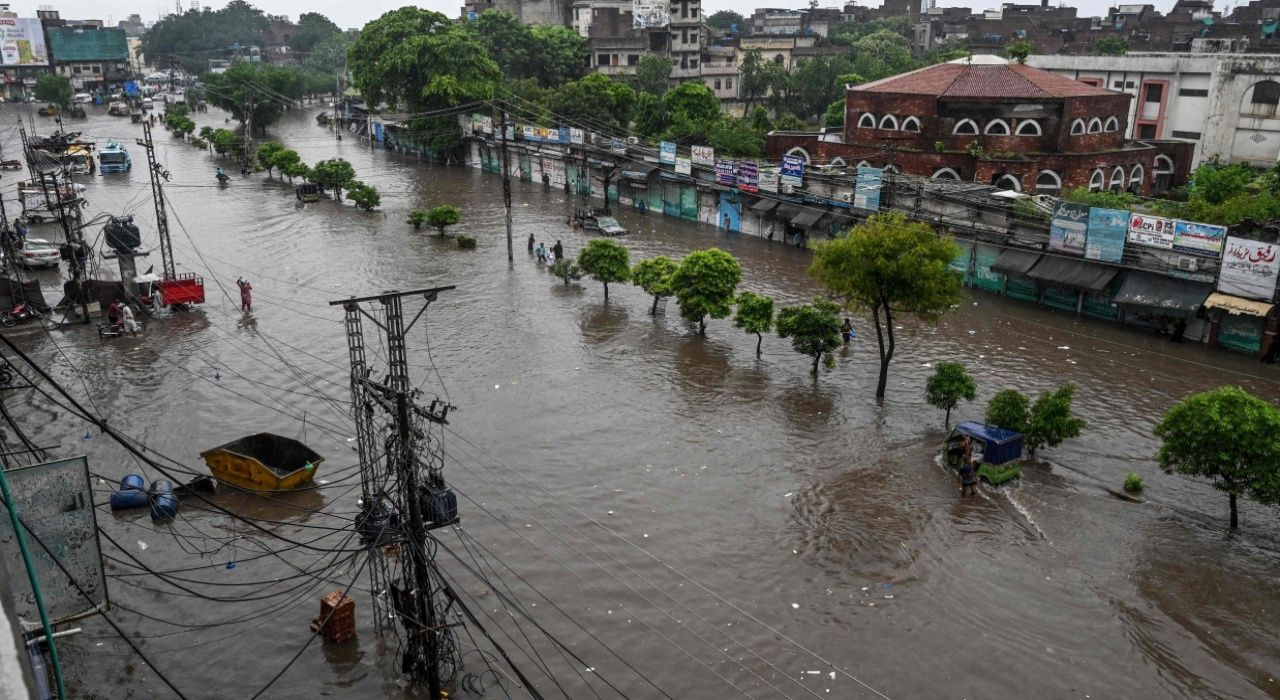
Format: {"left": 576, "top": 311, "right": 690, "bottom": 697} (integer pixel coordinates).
{"left": 110, "top": 489, "right": 149, "bottom": 511}
{"left": 149, "top": 480, "right": 178, "bottom": 521}
{"left": 121, "top": 474, "right": 145, "bottom": 491}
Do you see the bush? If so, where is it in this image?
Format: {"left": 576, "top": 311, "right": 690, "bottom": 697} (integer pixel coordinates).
{"left": 345, "top": 181, "right": 381, "bottom": 211}
{"left": 457, "top": 235, "right": 476, "bottom": 249}
{"left": 985, "top": 389, "right": 1029, "bottom": 433}
{"left": 1123, "top": 472, "right": 1144, "bottom": 493}
{"left": 550, "top": 259, "right": 582, "bottom": 285}
{"left": 408, "top": 209, "right": 428, "bottom": 229}
{"left": 1060, "top": 186, "right": 1137, "bottom": 209}
{"left": 1026, "top": 384, "right": 1086, "bottom": 457}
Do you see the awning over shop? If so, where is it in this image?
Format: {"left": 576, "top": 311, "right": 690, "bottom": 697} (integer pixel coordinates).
{"left": 621, "top": 165, "right": 657, "bottom": 180}
{"left": 1203, "top": 292, "right": 1276, "bottom": 317}
{"left": 1113, "top": 271, "right": 1212, "bottom": 311}
{"left": 791, "top": 208, "right": 826, "bottom": 228}
{"left": 750, "top": 198, "right": 778, "bottom": 214}
{"left": 989, "top": 248, "right": 1041, "bottom": 277}
{"left": 775, "top": 203, "right": 802, "bottom": 220}
{"left": 1026, "top": 256, "right": 1118, "bottom": 292}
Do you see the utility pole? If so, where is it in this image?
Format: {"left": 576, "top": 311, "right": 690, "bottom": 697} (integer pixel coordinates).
{"left": 331, "top": 287, "right": 461, "bottom": 696}
{"left": 498, "top": 110, "right": 513, "bottom": 262}
{"left": 40, "top": 168, "right": 89, "bottom": 324}
{"left": 136, "top": 120, "right": 175, "bottom": 280}
{"left": 243, "top": 87, "right": 253, "bottom": 171}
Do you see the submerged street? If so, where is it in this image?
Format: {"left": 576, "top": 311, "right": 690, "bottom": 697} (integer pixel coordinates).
{"left": 10, "top": 105, "right": 1280, "bottom": 699}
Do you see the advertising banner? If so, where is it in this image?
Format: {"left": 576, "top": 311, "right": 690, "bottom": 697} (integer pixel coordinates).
{"left": 737, "top": 162, "right": 758, "bottom": 192}
{"left": 660, "top": 141, "right": 677, "bottom": 165}
{"left": 1084, "top": 207, "right": 1127, "bottom": 263}
{"left": 610, "top": 137, "right": 626, "bottom": 154}
{"left": 1048, "top": 201, "right": 1090, "bottom": 256}
{"left": 0, "top": 18, "right": 49, "bottom": 66}
{"left": 758, "top": 169, "right": 779, "bottom": 193}
{"left": 481, "top": 116, "right": 493, "bottom": 135}
{"left": 570, "top": 128, "right": 585, "bottom": 145}
{"left": 1218, "top": 236, "right": 1280, "bottom": 300}
{"left": 558, "top": 126, "right": 571, "bottom": 143}
{"left": 1127, "top": 213, "right": 1174, "bottom": 249}
{"left": 854, "top": 165, "right": 883, "bottom": 211}
{"left": 692, "top": 145, "right": 715, "bottom": 167}
{"left": 675, "top": 157, "right": 692, "bottom": 175}
{"left": 522, "top": 125, "right": 538, "bottom": 141}
{"left": 633, "top": 0, "right": 671, "bottom": 28}
{"left": 781, "top": 155, "right": 804, "bottom": 187}
{"left": 715, "top": 159, "right": 736, "bottom": 186}
{"left": 1173, "top": 220, "right": 1227, "bottom": 258}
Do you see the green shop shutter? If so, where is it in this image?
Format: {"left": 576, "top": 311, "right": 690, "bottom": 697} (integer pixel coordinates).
{"left": 1042, "top": 286, "right": 1079, "bottom": 312}
{"left": 972, "top": 244, "right": 1005, "bottom": 293}
{"left": 648, "top": 185, "right": 663, "bottom": 212}
{"left": 664, "top": 182, "right": 681, "bottom": 217}
{"left": 681, "top": 186, "right": 698, "bottom": 220}
{"left": 518, "top": 153, "right": 531, "bottom": 180}
{"left": 1082, "top": 277, "right": 1120, "bottom": 321}
{"left": 1218, "top": 314, "right": 1264, "bottom": 354}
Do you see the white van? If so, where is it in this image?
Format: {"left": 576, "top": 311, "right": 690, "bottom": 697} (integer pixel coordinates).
{"left": 71, "top": 92, "right": 92, "bottom": 104}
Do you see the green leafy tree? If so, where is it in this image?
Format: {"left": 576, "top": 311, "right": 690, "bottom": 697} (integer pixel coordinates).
{"left": 662, "top": 82, "right": 722, "bottom": 141}
{"left": 34, "top": 74, "right": 72, "bottom": 107}
{"left": 470, "top": 11, "right": 533, "bottom": 78}
{"left": 426, "top": 204, "right": 461, "bottom": 236}
{"left": 1188, "top": 162, "right": 1254, "bottom": 205}
{"left": 633, "top": 92, "right": 668, "bottom": 139}
{"left": 776, "top": 300, "right": 843, "bottom": 376}
{"left": 740, "top": 49, "right": 772, "bottom": 114}
{"left": 256, "top": 142, "right": 284, "bottom": 177}
{"left": 789, "top": 55, "right": 854, "bottom": 121}
{"left": 747, "top": 106, "right": 773, "bottom": 134}
{"left": 670, "top": 248, "right": 742, "bottom": 335}
{"left": 824, "top": 99, "right": 845, "bottom": 128}
{"left": 1092, "top": 36, "right": 1129, "bottom": 56}
{"left": 576, "top": 239, "right": 630, "bottom": 301}
{"left": 809, "top": 212, "right": 962, "bottom": 399}
{"left": 985, "top": 389, "right": 1030, "bottom": 433}
{"left": 346, "top": 181, "right": 381, "bottom": 211}
{"left": 631, "top": 256, "right": 679, "bottom": 315}
{"left": 303, "top": 32, "right": 353, "bottom": 77}
{"left": 634, "top": 54, "right": 673, "bottom": 96}
{"left": 733, "top": 291, "right": 774, "bottom": 356}
{"left": 202, "top": 62, "right": 308, "bottom": 132}
{"left": 408, "top": 209, "right": 428, "bottom": 230}
{"left": 1154, "top": 386, "right": 1280, "bottom": 530}
{"left": 551, "top": 259, "right": 583, "bottom": 285}
{"left": 848, "top": 29, "right": 916, "bottom": 82}
{"left": 830, "top": 17, "right": 912, "bottom": 46}
{"left": 142, "top": 0, "right": 269, "bottom": 73}
{"left": 1004, "top": 39, "right": 1032, "bottom": 63}
{"left": 773, "top": 113, "right": 806, "bottom": 131}
{"left": 290, "top": 12, "right": 342, "bottom": 53}
{"left": 529, "top": 25, "right": 589, "bottom": 86}
{"left": 311, "top": 158, "right": 356, "bottom": 200}
{"left": 1026, "top": 385, "right": 1086, "bottom": 458}
{"left": 706, "top": 10, "right": 745, "bottom": 32}
{"left": 210, "top": 129, "right": 242, "bottom": 158}
{"left": 550, "top": 74, "right": 637, "bottom": 130}
{"left": 271, "top": 149, "right": 304, "bottom": 182}
{"left": 1060, "top": 186, "right": 1137, "bottom": 209}
{"left": 706, "top": 119, "right": 764, "bottom": 158}
{"left": 925, "top": 362, "right": 977, "bottom": 427}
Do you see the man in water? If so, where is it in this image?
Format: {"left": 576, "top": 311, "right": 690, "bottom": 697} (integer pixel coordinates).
{"left": 527, "top": 233, "right": 535, "bottom": 253}
{"left": 552, "top": 240, "right": 564, "bottom": 261}
{"left": 237, "top": 277, "right": 252, "bottom": 312}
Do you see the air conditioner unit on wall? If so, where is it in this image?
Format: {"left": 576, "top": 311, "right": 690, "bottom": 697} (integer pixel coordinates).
{"left": 1176, "top": 256, "right": 1198, "bottom": 272}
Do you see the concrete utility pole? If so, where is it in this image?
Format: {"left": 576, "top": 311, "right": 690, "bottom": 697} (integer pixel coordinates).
{"left": 499, "top": 110, "right": 513, "bottom": 262}
{"left": 136, "top": 120, "right": 175, "bottom": 280}
{"left": 331, "top": 287, "right": 461, "bottom": 696}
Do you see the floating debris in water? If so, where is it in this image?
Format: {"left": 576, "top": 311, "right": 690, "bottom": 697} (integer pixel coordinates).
{"left": 137, "top": 540, "right": 148, "bottom": 550}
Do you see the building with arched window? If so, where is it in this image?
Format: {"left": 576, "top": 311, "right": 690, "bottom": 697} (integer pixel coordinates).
{"left": 767, "top": 55, "right": 1189, "bottom": 196}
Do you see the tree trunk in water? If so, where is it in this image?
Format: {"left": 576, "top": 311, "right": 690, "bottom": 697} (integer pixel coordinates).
{"left": 650, "top": 295, "right": 659, "bottom": 315}
{"left": 438, "top": 226, "right": 445, "bottom": 237}
{"left": 811, "top": 353, "right": 820, "bottom": 375}
{"left": 876, "top": 302, "right": 896, "bottom": 399}
{"left": 698, "top": 317, "right": 706, "bottom": 335}
{"left": 1230, "top": 493, "right": 1238, "bottom": 529}
{"left": 945, "top": 406, "right": 951, "bottom": 428}
{"left": 603, "top": 282, "right": 609, "bottom": 301}
{"left": 756, "top": 333, "right": 763, "bottom": 357}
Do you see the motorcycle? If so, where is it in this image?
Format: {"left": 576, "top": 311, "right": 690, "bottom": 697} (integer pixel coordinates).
{"left": 216, "top": 171, "right": 230, "bottom": 186}
{"left": 0, "top": 303, "right": 41, "bottom": 327}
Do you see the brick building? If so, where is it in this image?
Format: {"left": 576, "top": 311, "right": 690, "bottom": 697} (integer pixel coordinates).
{"left": 767, "top": 55, "right": 1192, "bottom": 196}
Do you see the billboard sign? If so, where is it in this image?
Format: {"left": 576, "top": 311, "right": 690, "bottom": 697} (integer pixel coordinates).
{"left": 1127, "top": 213, "right": 1174, "bottom": 249}
{"left": 736, "top": 162, "right": 758, "bottom": 192}
{"left": 674, "top": 157, "right": 692, "bottom": 175}
{"left": 692, "top": 145, "right": 715, "bottom": 167}
{"left": 0, "top": 18, "right": 49, "bottom": 67}
{"left": 1218, "top": 236, "right": 1280, "bottom": 300}
{"left": 1173, "top": 220, "right": 1227, "bottom": 258}
{"left": 715, "top": 159, "right": 736, "bottom": 186}
{"left": 758, "top": 169, "right": 779, "bottom": 193}
{"left": 781, "top": 155, "right": 804, "bottom": 187}
{"left": 1048, "top": 201, "right": 1090, "bottom": 256}
{"left": 659, "top": 141, "right": 677, "bottom": 165}
{"left": 1084, "top": 207, "right": 1127, "bottom": 263}
{"left": 853, "top": 165, "right": 883, "bottom": 211}
{"left": 633, "top": 0, "right": 671, "bottom": 28}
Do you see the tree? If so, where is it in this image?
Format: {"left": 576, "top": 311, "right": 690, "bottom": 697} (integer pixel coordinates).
{"left": 670, "top": 248, "right": 741, "bottom": 335}
{"left": 141, "top": 0, "right": 269, "bottom": 73}
{"left": 301, "top": 32, "right": 353, "bottom": 77}
{"left": 426, "top": 205, "right": 460, "bottom": 237}
{"left": 1004, "top": 39, "right": 1032, "bottom": 63}
{"left": 1154, "top": 386, "right": 1280, "bottom": 530}
{"left": 662, "top": 82, "right": 722, "bottom": 141}
{"left": 311, "top": 158, "right": 356, "bottom": 200}
{"left": 733, "top": 291, "right": 774, "bottom": 357}
{"left": 271, "top": 149, "right": 304, "bottom": 182}
{"left": 576, "top": 239, "right": 630, "bottom": 301}
{"left": 633, "top": 92, "right": 668, "bottom": 139}
{"left": 706, "top": 10, "right": 745, "bottom": 32}
{"left": 346, "top": 181, "right": 381, "bottom": 211}
{"left": 551, "top": 259, "right": 583, "bottom": 285}
{"left": 291, "top": 12, "right": 342, "bottom": 53}
{"left": 201, "top": 62, "right": 307, "bottom": 132}
{"left": 631, "top": 256, "right": 679, "bottom": 315}
{"left": 740, "top": 49, "right": 770, "bottom": 114}
{"left": 256, "top": 142, "right": 284, "bottom": 177}
{"left": 823, "top": 99, "right": 845, "bottom": 128}
{"left": 34, "top": 74, "right": 72, "bottom": 107}
{"left": 408, "top": 209, "right": 428, "bottom": 230}
{"left": 470, "top": 11, "right": 533, "bottom": 78}
{"left": 848, "top": 29, "right": 917, "bottom": 82}
{"left": 634, "top": 55, "right": 673, "bottom": 96}
{"left": 706, "top": 118, "right": 764, "bottom": 158}
{"left": 773, "top": 113, "right": 805, "bottom": 131}
{"left": 550, "top": 74, "right": 636, "bottom": 130}
{"left": 528, "top": 25, "right": 589, "bottom": 86}
{"left": 776, "top": 300, "right": 843, "bottom": 376}
{"left": 789, "top": 55, "right": 854, "bottom": 121}
{"left": 1026, "top": 385, "right": 1085, "bottom": 458}
{"left": 1092, "top": 36, "right": 1128, "bottom": 56}
{"left": 924, "top": 362, "right": 977, "bottom": 427}
{"left": 809, "top": 212, "right": 962, "bottom": 399}
{"left": 985, "top": 390, "right": 1029, "bottom": 433}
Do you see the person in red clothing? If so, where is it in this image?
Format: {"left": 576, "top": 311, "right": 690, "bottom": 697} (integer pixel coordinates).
{"left": 237, "top": 277, "right": 252, "bottom": 312}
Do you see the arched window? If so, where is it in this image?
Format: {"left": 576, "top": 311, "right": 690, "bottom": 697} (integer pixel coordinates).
{"left": 1104, "top": 116, "right": 1120, "bottom": 133}
{"left": 1089, "top": 169, "right": 1106, "bottom": 192}
{"left": 1070, "top": 119, "right": 1086, "bottom": 135}
{"left": 984, "top": 119, "right": 1011, "bottom": 136}
{"left": 830, "top": 157, "right": 847, "bottom": 168}
{"left": 901, "top": 116, "right": 922, "bottom": 132}
{"left": 855, "top": 160, "right": 871, "bottom": 170}
{"left": 1153, "top": 155, "right": 1174, "bottom": 193}
{"left": 785, "top": 147, "right": 811, "bottom": 164}
{"left": 1015, "top": 120, "right": 1042, "bottom": 136}
{"left": 932, "top": 167, "right": 961, "bottom": 180}
{"left": 1110, "top": 166, "right": 1126, "bottom": 192}
{"left": 773, "top": 54, "right": 786, "bottom": 65}
{"left": 1154, "top": 155, "right": 1174, "bottom": 174}
{"left": 1035, "top": 170, "right": 1061, "bottom": 194}
{"left": 878, "top": 115, "right": 899, "bottom": 130}
{"left": 993, "top": 173, "right": 1021, "bottom": 191}
{"left": 953, "top": 118, "right": 979, "bottom": 135}
{"left": 1087, "top": 118, "right": 1103, "bottom": 134}
{"left": 882, "top": 165, "right": 899, "bottom": 174}
{"left": 857, "top": 113, "right": 876, "bottom": 128}
{"left": 1245, "top": 80, "right": 1280, "bottom": 117}
{"left": 1128, "top": 164, "right": 1144, "bottom": 193}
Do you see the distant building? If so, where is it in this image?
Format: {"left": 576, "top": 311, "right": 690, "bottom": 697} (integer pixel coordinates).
{"left": 0, "top": 5, "right": 52, "bottom": 100}
{"left": 46, "top": 25, "right": 130, "bottom": 92}
{"left": 767, "top": 56, "right": 1192, "bottom": 196}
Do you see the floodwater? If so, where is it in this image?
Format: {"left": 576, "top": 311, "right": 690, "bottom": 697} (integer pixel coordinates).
{"left": 6, "top": 105, "right": 1280, "bottom": 699}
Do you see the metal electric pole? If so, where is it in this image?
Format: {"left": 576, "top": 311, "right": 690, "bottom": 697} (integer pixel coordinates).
{"left": 331, "top": 287, "right": 461, "bottom": 695}
{"left": 498, "top": 111, "right": 513, "bottom": 262}
{"left": 137, "top": 119, "right": 175, "bottom": 280}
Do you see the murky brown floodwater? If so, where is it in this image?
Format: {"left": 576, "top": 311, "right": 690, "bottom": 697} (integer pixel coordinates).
{"left": 6, "top": 104, "right": 1280, "bottom": 699}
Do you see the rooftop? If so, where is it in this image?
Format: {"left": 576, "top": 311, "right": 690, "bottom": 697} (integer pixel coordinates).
{"left": 853, "top": 56, "right": 1119, "bottom": 100}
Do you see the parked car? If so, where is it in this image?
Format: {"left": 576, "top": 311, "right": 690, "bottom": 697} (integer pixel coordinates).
{"left": 71, "top": 92, "right": 92, "bottom": 104}
{"left": 14, "top": 238, "right": 59, "bottom": 268}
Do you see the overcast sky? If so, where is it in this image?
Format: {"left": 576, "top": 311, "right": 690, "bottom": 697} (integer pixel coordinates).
{"left": 40, "top": 0, "right": 1209, "bottom": 33}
